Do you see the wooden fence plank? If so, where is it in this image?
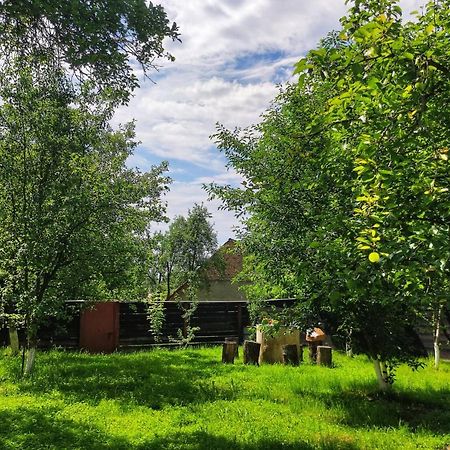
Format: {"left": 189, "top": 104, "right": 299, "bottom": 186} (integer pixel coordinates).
{"left": 1, "top": 300, "right": 446, "bottom": 355}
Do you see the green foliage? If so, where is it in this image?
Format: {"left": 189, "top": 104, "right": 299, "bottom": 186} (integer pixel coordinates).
{"left": 147, "top": 204, "right": 218, "bottom": 299}
{"left": 207, "top": 0, "right": 450, "bottom": 385}
{"left": 0, "top": 348, "right": 449, "bottom": 449}
{"left": 0, "top": 57, "right": 170, "bottom": 343}
{"left": 257, "top": 317, "right": 283, "bottom": 339}
{"left": 312, "top": 0, "right": 450, "bottom": 364}
{"left": 144, "top": 204, "right": 218, "bottom": 344}
{"left": 0, "top": 0, "right": 179, "bottom": 103}
{"left": 0, "top": 0, "right": 178, "bottom": 373}
{"left": 170, "top": 295, "right": 201, "bottom": 347}
{"left": 146, "top": 292, "right": 166, "bottom": 343}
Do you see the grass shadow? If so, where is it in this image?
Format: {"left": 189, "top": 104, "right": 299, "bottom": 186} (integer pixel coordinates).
{"left": 2, "top": 349, "right": 449, "bottom": 447}
{"left": 134, "top": 430, "right": 360, "bottom": 450}
{"left": 0, "top": 407, "right": 359, "bottom": 450}
{"left": 0, "top": 407, "right": 131, "bottom": 450}
{"left": 292, "top": 379, "right": 450, "bottom": 435}
{"left": 8, "top": 348, "right": 243, "bottom": 409}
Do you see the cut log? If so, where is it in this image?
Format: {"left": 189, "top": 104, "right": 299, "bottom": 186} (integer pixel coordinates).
{"left": 222, "top": 342, "right": 237, "bottom": 364}
{"left": 225, "top": 337, "right": 239, "bottom": 357}
{"left": 317, "top": 345, "right": 332, "bottom": 367}
{"left": 282, "top": 344, "right": 299, "bottom": 366}
{"left": 243, "top": 340, "right": 260, "bottom": 365}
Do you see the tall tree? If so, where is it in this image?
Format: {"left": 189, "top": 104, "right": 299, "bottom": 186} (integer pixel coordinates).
{"left": 208, "top": 0, "right": 450, "bottom": 389}
{"left": 307, "top": 0, "right": 450, "bottom": 370}
{"left": 148, "top": 204, "right": 218, "bottom": 300}
{"left": 0, "top": 57, "right": 169, "bottom": 374}
{"left": 0, "top": 0, "right": 178, "bottom": 372}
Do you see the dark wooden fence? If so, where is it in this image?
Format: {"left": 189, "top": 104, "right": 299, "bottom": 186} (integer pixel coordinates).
{"left": 119, "top": 301, "right": 250, "bottom": 349}
{"left": 1, "top": 299, "right": 448, "bottom": 358}
{"left": 0, "top": 300, "right": 256, "bottom": 350}
{"left": 0, "top": 301, "right": 82, "bottom": 349}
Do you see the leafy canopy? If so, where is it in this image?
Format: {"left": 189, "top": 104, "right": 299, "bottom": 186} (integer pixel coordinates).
{"left": 208, "top": 0, "right": 450, "bottom": 380}
{"left": 0, "top": 0, "right": 180, "bottom": 102}
{"left": 0, "top": 57, "right": 169, "bottom": 336}
{"left": 147, "top": 204, "right": 218, "bottom": 300}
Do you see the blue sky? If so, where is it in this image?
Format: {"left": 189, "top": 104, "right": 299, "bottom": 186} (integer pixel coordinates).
{"left": 113, "top": 0, "right": 424, "bottom": 245}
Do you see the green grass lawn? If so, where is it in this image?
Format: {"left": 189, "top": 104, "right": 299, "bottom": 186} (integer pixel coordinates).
{"left": 0, "top": 347, "right": 449, "bottom": 450}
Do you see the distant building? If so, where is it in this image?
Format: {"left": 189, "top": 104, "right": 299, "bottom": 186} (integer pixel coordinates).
{"left": 168, "top": 238, "right": 248, "bottom": 302}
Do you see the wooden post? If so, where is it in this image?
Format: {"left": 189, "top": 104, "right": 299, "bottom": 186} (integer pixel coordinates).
{"left": 222, "top": 342, "right": 238, "bottom": 363}
{"left": 317, "top": 345, "right": 332, "bottom": 367}
{"left": 282, "top": 344, "right": 299, "bottom": 366}
{"left": 225, "top": 337, "right": 239, "bottom": 357}
{"left": 243, "top": 340, "right": 260, "bottom": 365}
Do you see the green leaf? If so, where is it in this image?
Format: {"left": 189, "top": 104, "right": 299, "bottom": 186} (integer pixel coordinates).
{"left": 294, "top": 58, "right": 308, "bottom": 75}
{"left": 350, "top": 63, "right": 364, "bottom": 75}
{"left": 297, "top": 73, "right": 307, "bottom": 90}
{"left": 367, "top": 77, "right": 379, "bottom": 89}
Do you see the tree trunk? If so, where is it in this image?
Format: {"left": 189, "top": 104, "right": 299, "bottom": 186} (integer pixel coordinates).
{"left": 345, "top": 329, "right": 353, "bottom": 357}
{"left": 23, "top": 347, "right": 37, "bottom": 377}
{"left": 317, "top": 345, "right": 332, "bottom": 367}
{"left": 23, "top": 332, "right": 37, "bottom": 377}
{"left": 346, "top": 343, "right": 353, "bottom": 358}
{"left": 243, "top": 340, "right": 260, "bottom": 365}
{"left": 433, "top": 303, "right": 443, "bottom": 370}
{"left": 373, "top": 358, "right": 390, "bottom": 392}
{"left": 222, "top": 342, "right": 237, "bottom": 364}
{"left": 8, "top": 326, "right": 20, "bottom": 355}
{"left": 166, "top": 263, "right": 171, "bottom": 300}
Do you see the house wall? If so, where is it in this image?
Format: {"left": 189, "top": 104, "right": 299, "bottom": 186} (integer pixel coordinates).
{"left": 197, "top": 280, "right": 248, "bottom": 302}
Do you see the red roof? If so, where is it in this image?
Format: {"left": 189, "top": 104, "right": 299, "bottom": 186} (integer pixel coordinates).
{"left": 167, "top": 238, "right": 243, "bottom": 301}
{"left": 205, "top": 238, "right": 243, "bottom": 281}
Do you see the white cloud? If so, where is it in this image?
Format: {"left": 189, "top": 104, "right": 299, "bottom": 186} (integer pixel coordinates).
{"left": 119, "top": 0, "right": 429, "bottom": 242}
{"left": 115, "top": 74, "right": 278, "bottom": 170}
{"left": 152, "top": 178, "right": 241, "bottom": 246}
{"left": 161, "top": 0, "right": 347, "bottom": 66}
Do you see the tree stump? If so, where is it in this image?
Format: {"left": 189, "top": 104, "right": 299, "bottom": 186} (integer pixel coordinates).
{"left": 282, "top": 344, "right": 299, "bottom": 366}
{"left": 243, "top": 340, "right": 260, "bottom": 365}
{"left": 222, "top": 342, "right": 238, "bottom": 363}
{"left": 317, "top": 345, "right": 332, "bottom": 367}
{"left": 225, "top": 337, "right": 239, "bottom": 357}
